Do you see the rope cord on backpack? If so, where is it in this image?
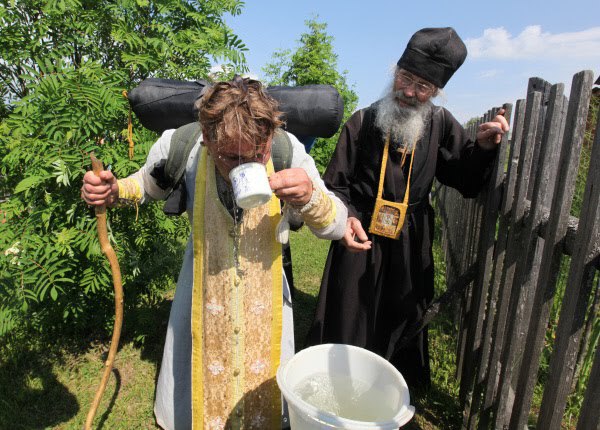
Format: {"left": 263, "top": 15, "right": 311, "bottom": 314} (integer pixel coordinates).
{"left": 122, "top": 90, "right": 134, "bottom": 160}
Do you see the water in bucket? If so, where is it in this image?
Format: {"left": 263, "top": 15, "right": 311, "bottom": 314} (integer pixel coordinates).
{"left": 293, "top": 372, "right": 397, "bottom": 421}
{"left": 277, "top": 343, "right": 415, "bottom": 430}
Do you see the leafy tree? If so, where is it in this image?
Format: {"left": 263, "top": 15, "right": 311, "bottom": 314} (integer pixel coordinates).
{"left": 0, "top": 0, "right": 247, "bottom": 341}
{"left": 263, "top": 16, "right": 358, "bottom": 173}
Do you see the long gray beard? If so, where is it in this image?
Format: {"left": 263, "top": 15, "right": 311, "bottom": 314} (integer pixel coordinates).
{"left": 374, "top": 91, "right": 430, "bottom": 150}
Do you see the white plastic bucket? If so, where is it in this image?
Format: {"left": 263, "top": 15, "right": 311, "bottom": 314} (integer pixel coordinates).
{"left": 277, "top": 344, "right": 415, "bottom": 429}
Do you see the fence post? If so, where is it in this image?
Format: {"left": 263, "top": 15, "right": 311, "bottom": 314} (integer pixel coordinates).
{"left": 455, "top": 113, "right": 487, "bottom": 380}
{"left": 575, "top": 294, "right": 600, "bottom": 430}
{"left": 537, "top": 70, "right": 597, "bottom": 430}
{"left": 526, "top": 77, "right": 553, "bottom": 200}
{"left": 437, "top": 71, "right": 598, "bottom": 430}
{"left": 479, "top": 89, "right": 543, "bottom": 426}
{"left": 455, "top": 193, "right": 479, "bottom": 379}
{"left": 459, "top": 105, "right": 513, "bottom": 424}
{"left": 473, "top": 99, "right": 526, "bottom": 427}
{"left": 493, "top": 82, "right": 566, "bottom": 428}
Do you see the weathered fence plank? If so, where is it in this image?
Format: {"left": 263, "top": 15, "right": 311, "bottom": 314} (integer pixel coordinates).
{"left": 455, "top": 115, "right": 485, "bottom": 381}
{"left": 455, "top": 111, "right": 488, "bottom": 379}
{"left": 505, "top": 86, "right": 571, "bottom": 430}
{"left": 460, "top": 105, "right": 513, "bottom": 418}
{"left": 537, "top": 69, "right": 597, "bottom": 429}
{"left": 455, "top": 194, "right": 479, "bottom": 380}
{"left": 572, "top": 274, "right": 599, "bottom": 389}
{"left": 527, "top": 77, "right": 553, "bottom": 200}
{"left": 473, "top": 99, "right": 526, "bottom": 427}
{"left": 477, "top": 99, "right": 526, "bottom": 386}
{"left": 493, "top": 83, "right": 566, "bottom": 428}
{"left": 435, "top": 70, "right": 597, "bottom": 430}
{"left": 480, "top": 90, "right": 542, "bottom": 425}
{"left": 576, "top": 315, "right": 600, "bottom": 430}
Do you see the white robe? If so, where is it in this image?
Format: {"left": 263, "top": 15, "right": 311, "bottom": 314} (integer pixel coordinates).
{"left": 127, "top": 130, "right": 347, "bottom": 429}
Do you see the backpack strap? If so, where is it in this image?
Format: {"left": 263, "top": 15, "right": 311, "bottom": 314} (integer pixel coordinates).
{"left": 270, "top": 131, "right": 297, "bottom": 296}
{"left": 164, "top": 122, "right": 203, "bottom": 189}
{"left": 271, "top": 128, "right": 293, "bottom": 171}
{"left": 159, "top": 122, "right": 202, "bottom": 216}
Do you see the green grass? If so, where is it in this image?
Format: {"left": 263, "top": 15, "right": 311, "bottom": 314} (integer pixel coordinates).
{"left": 0, "top": 342, "right": 163, "bottom": 429}
{"left": 0, "top": 294, "right": 170, "bottom": 429}
{"left": 0, "top": 225, "right": 460, "bottom": 429}
{"left": 288, "top": 227, "right": 330, "bottom": 348}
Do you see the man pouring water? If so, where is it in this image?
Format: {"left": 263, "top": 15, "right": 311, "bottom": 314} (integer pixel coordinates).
{"left": 81, "top": 77, "right": 347, "bottom": 429}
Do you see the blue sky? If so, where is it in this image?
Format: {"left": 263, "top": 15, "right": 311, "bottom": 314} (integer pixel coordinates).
{"left": 224, "top": 0, "right": 599, "bottom": 123}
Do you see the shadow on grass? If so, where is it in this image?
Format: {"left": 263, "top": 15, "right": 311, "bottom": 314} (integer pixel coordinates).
{"left": 123, "top": 293, "right": 172, "bottom": 387}
{"left": 290, "top": 284, "right": 320, "bottom": 352}
{"left": 407, "top": 384, "right": 462, "bottom": 429}
{"left": 95, "top": 368, "right": 121, "bottom": 430}
{"left": 0, "top": 350, "right": 79, "bottom": 429}
{"left": 0, "top": 289, "right": 173, "bottom": 429}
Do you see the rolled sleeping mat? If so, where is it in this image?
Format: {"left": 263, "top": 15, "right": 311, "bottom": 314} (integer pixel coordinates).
{"left": 127, "top": 78, "right": 344, "bottom": 139}
{"left": 266, "top": 84, "right": 344, "bottom": 139}
{"left": 127, "top": 78, "right": 207, "bottom": 134}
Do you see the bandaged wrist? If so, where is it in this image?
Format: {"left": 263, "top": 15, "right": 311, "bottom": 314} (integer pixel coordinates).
{"left": 293, "top": 183, "right": 337, "bottom": 229}
{"left": 117, "top": 178, "right": 142, "bottom": 205}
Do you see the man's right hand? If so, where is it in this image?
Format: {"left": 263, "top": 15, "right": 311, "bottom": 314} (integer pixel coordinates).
{"left": 340, "top": 217, "right": 372, "bottom": 252}
{"left": 81, "top": 170, "right": 119, "bottom": 207}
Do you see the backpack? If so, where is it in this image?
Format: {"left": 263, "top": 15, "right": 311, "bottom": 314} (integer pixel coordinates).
{"left": 159, "top": 122, "right": 293, "bottom": 215}
{"left": 127, "top": 78, "right": 344, "bottom": 138}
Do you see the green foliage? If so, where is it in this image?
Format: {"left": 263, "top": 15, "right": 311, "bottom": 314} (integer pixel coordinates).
{"left": 0, "top": 0, "right": 247, "bottom": 340}
{"left": 0, "top": 0, "right": 247, "bottom": 99}
{"left": 262, "top": 16, "right": 358, "bottom": 173}
{"left": 571, "top": 93, "right": 599, "bottom": 217}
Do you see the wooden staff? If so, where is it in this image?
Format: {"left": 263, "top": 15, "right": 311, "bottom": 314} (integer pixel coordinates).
{"left": 84, "top": 154, "right": 124, "bottom": 429}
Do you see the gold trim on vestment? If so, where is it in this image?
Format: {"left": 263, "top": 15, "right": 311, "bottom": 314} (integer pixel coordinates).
{"left": 191, "top": 147, "right": 208, "bottom": 429}
{"left": 267, "top": 160, "right": 283, "bottom": 430}
{"left": 191, "top": 148, "right": 283, "bottom": 429}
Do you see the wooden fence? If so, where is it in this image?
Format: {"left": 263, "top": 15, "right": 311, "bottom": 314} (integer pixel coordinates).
{"left": 435, "top": 70, "right": 599, "bottom": 429}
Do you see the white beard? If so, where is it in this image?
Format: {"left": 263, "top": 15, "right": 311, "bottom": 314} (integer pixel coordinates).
{"left": 374, "top": 90, "right": 430, "bottom": 151}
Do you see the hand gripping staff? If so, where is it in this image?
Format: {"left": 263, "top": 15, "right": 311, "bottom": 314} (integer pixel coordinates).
{"left": 84, "top": 154, "right": 124, "bottom": 429}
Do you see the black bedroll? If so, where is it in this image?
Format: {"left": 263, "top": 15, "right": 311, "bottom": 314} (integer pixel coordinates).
{"left": 127, "top": 79, "right": 207, "bottom": 135}
{"left": 265, "top": 84, "right": 344, "bottom": 139}
{"left": 127, "top": 78, "right": 344, "bottom": 139}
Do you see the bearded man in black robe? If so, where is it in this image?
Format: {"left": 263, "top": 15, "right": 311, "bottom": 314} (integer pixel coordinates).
{"left": 306, "top": 27, "right": 510, "bottom": 390}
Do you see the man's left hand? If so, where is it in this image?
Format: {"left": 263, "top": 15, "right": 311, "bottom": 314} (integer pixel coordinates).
{"left": 476, "top": 108, "right": 510, "bottom": 150}
{"left": 269, "top": 168, "right": 313, "bottom": 206}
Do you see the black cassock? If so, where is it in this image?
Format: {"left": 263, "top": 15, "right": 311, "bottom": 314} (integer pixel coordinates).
{"left": 306, "top": 100, "right": 497, "bottom": 390}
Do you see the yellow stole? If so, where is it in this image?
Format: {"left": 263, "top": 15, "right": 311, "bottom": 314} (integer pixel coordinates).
{"left": 191, "top": 147, "right": 283, "bottom": 429}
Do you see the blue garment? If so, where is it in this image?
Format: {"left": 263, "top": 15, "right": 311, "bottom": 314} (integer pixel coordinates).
{"left": 298, "top": 136, "right": 316, "bottom": 153}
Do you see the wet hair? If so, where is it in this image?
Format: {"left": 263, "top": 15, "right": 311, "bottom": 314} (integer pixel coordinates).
{"left": 198, "top": 76, "right": 284, "bottom": 153}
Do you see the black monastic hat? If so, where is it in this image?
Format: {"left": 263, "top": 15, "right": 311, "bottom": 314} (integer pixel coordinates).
{"left": 397, "top": 27, "right": 467, "bottom": 89}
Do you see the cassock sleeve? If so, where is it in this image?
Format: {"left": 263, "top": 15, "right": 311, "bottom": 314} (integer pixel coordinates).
{"left": 322, "top": 110, "right": 364, "bottom": 218}
{"left": 435, "top": 108, "right": 498, "bottom": 198}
